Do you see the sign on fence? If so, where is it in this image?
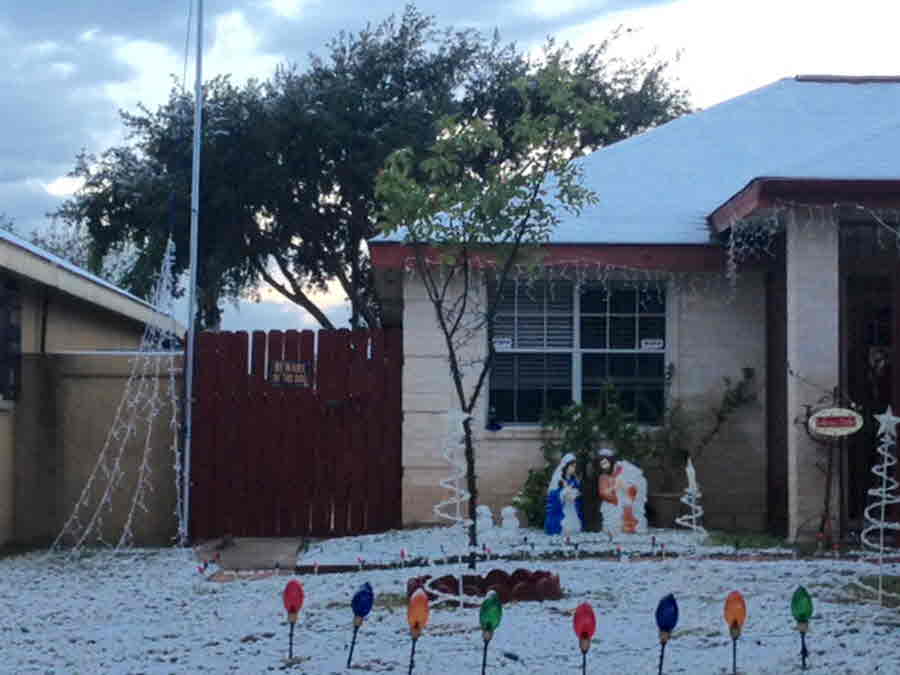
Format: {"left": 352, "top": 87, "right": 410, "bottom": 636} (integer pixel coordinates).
{"left": 269, "top": 359, "right": 312, "bottom": 387}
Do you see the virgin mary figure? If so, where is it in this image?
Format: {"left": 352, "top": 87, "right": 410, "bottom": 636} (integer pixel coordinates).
{"left": 545, "top": 453, "right": 584, "bottom": 535}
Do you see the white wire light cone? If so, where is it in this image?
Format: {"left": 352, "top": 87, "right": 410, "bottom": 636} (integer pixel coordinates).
{"left": 51, "top": 239, "right": 183, "bottom": 555}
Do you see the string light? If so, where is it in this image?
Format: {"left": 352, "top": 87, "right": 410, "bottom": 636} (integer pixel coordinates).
{"left": 861, "top": 407, "right": 900, "bottom": 605}
{"left": 51, "top": 238, "right": 183, "bottom": 556}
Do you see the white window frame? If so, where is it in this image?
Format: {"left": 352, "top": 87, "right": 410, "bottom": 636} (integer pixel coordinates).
{"left": 488, "top": 279, "right": 669, "bottom": 425}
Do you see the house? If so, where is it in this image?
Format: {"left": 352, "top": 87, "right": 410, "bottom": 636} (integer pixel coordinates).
{"left": 0, "top": 230, "right": 182, "bottom": 547}
{"left": 370, "top": 75, "right": 900, "bottom": 542}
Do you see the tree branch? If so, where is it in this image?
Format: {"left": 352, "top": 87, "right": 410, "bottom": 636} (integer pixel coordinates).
{"left": 254, "top": 257, "right": 336, "bottom": 329}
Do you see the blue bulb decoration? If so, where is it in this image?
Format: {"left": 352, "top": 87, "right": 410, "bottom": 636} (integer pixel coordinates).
{"left": 352, "top": 582, "right": 374, "bottom": 619}
{"left": 655, "top": 593, "right": 679, "bottom": 633}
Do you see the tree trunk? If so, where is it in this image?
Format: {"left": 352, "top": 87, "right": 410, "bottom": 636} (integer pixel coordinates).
{"left": 463, "top": 416, "right": 479, "bottom": 570}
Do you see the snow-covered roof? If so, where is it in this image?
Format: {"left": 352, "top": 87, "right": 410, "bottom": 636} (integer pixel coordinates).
{"left": 554, "top": 75, "right": 900, "bottom": 243}
{"left": 0, "top": 229, "right": 181, "bottom": 332}
{"left": 377, "top": 75, "right": 900, "bottom": 246}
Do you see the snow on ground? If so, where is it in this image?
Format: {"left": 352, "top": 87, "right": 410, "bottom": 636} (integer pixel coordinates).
{"left": 1, "top": 529, "right": 899, "bottom": 674}
{"left": 299, "top": 525, "right": 777, "bottom": 568}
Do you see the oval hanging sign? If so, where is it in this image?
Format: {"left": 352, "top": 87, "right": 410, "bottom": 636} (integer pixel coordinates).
{"left": 807, "top": 407, "right": 863, "bottom": 439}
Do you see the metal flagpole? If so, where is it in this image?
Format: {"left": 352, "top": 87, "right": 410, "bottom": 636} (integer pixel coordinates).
{"left": 182, "top": 0, "right": 203, "bottom": 544}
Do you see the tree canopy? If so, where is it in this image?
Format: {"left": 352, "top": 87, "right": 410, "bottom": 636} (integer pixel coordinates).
{"left": 54, "top": 6, "right": 689, "bottom": 329}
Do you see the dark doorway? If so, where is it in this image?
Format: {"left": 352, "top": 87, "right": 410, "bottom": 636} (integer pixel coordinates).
{"left": 844, "top": 275, "right": 893, "bottom": 525}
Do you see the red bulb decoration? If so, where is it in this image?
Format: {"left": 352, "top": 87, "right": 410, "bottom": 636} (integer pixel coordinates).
{"left": 283, "top": 580, "right": 305, "bottom": 622}
{"left": 573, "top": 602, "right": 596, "bottom": 653}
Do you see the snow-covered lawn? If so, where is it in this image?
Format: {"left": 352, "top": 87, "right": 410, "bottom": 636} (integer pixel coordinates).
{"left": 2, "top": 528, "right": 898, "bottom": 674}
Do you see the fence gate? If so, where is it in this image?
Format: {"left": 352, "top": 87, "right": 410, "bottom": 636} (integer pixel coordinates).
{"left": 190, "top": 328, "right": 402, "bottom": 539}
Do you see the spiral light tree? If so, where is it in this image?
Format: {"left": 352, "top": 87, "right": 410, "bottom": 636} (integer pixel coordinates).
{"left": 861, "top": 407, "right": 900, "bottom": 605}
{"left": 675, "top": 458, "right": 707, "bottom": 540}
{"left": 428, "top": 408, "right": 473, "bottom": 606}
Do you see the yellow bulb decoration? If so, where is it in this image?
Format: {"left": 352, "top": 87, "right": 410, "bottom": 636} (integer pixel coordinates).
{"left": 724, "top": 591, "right": 747, "bottom": 639}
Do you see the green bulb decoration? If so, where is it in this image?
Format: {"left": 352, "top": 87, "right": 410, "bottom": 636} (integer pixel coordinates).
{"left": 791, "top": 586, "right": 813, "bottom": 670}
{"left": 791, "top": 586, "right": 813, "bottom": 623}
{"left": 479, "top": 591, "right": 503, "bottom": 675}
{"left": 480, "top": 591, "right": 503, "bottom": 636}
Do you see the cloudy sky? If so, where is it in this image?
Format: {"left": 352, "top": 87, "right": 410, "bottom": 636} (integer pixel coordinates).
{"left": 4, "top": 0, "right": 900, "bottom": 330}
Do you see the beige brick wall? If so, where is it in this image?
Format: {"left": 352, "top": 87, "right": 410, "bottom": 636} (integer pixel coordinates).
{"left": 786, "top": 211, "right": 840, "bottom": 541}
{"left": 401, "top": 268, "right": 769, "bottom": 530}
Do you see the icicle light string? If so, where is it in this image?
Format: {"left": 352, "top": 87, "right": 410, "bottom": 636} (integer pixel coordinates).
{"left": 51, "top": 238, "right": 182, "bottom": 557}
{"left": 725, "top": 201, "right": 900, "bottom": 295}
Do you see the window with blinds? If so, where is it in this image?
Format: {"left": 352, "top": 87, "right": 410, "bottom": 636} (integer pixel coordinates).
{"left": 488, "top": 279, "right": 666, "bottom": 425}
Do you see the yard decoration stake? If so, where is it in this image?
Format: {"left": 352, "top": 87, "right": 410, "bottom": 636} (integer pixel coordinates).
{"left": 791, "top": 586, "right": 813, "bottom": 670}
{"left": 407, "top": 588, "right": 429, "bottom": 674}
{"left": 573, "top": 602, "right": 596, "bottom": 675}
{"left": 655, "top": 594, "right": 679, "bottom": 675}
{"left": 347, "top": 582, "right": 374, "bottom": 668}
{"left": 282, "top": 580, "right": 304, "bottom": 661}
{"left": 723, "top": 591, "right": 746, "bottom": 675}
{"left": 479, "top": 590, "right": 503, "bottom": 675}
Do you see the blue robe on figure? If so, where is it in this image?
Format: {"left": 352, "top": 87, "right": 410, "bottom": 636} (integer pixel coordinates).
{"left": 545, "top": 453, "right": 584, "bottom": 535}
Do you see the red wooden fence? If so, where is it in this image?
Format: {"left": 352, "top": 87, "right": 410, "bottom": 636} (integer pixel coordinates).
{"left": 190, "top": 328, "right": 402, "bottom": 539}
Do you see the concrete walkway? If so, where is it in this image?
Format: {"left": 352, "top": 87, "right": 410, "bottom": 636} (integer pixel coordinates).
{"left": 194, "top": 537, "right": 304, "bottom": 571}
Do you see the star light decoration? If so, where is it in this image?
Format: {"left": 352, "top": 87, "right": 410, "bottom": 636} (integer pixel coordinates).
{"left": 862, "top": 406, "right": 900, "bottom": 606}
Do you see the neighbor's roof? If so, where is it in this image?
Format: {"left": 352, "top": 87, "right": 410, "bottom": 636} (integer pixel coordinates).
{"left": 377, "top": 75, "right": 900, "bottom": 246}
{"left": 0, "top": 230, "right": 183, "bottom": 334}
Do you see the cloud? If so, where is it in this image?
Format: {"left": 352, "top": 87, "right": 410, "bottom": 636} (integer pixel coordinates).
{"left": 556, "top": 0, "right": 900, "bottom": 108}
{"left": 205, "top": 10, "right": 282, "bottom": 85}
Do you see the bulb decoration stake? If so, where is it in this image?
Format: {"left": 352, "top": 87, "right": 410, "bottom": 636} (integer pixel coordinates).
{"left": 282, "top": 580, "right": 305, "bottom": 661}
{"left": 573, "top": 602, "right": 596, "bottom": 675}
{"left": 724, "top": 591, "right": 746, "bottom": 675}
{"left": 347, "top": 582, "right": 374, "bottom": 668}
{"left": 479, "top": 591, "right": 503, "bottom": 675}
{"left": 655, "top": 594, "right": 679, "bottom": 675}
{"left": 791, "top": 586, "right": 813, "bottom": 670}
{"left": 407, "top": 589, "right": 430, "bottom": 675}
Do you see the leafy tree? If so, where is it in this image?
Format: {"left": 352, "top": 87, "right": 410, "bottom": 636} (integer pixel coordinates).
{"left": 54, "top": 7, "right": 688, "bottom": 331}
{"left": 55, "top": 76, "right": 266, "bottom": 328}
{"left": 376, "top": 42, "right": 617, "bottom": 564}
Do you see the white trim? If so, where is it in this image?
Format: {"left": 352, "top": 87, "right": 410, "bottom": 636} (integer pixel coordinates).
{"left": 0, "top": 232, "right": 182, "bottom": 333}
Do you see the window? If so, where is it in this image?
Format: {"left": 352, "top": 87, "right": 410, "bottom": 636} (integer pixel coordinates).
{"left": 0, "top": 278, "right": 20, "bottom": 400}
{"left": 489, "top": 280, "right": 666, "bottom": 425}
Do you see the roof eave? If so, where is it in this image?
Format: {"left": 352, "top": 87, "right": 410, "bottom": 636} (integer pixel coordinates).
{"left": 709, "top": 177, "right": 900, "bottom": 231}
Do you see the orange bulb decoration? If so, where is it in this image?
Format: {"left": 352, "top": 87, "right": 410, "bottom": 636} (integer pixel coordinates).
{"left": 724, "top": 591, "right": 746, "bottom": 639}
{"left": 283, "top": 580, "right": 304, "bottom": 624}
{"left": 573, "top": 602, "right": 596, "bottom": 654}
{"left": 407, "top": 588, "right": 430, "bottom": 639}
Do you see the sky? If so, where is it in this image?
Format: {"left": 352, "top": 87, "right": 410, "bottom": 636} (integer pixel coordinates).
{"left": 4, "top": 0, "right": 900, "bottom": 330}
